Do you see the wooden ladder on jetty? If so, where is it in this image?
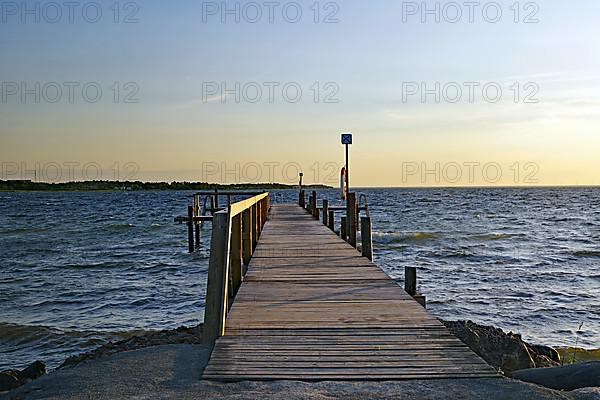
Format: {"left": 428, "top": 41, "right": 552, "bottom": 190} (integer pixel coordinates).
{"left": 201, "top": 193, "right": 497, "bottom": 381}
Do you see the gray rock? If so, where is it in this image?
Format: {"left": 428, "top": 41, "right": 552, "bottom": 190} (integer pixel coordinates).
{"left": 2, "top": 344, "right": 579, "bottom": 400}
{"left": 0, "top": 370, "right": 20, "bottom": 392}
{"left": 530, "top": 345, "right": 561, "bottom": 364}
{"left": 18, "top": 362, "right": 46, "bottom": 382}
{"left": 513, "top": 361, "right": 600, "bottom": 391}
{"left": 442, "top": 320, "right": 560, "bottom": 374}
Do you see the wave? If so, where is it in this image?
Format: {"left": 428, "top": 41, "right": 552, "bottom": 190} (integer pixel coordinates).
{"left": 373, "top": 231, "right": 439, "bottom": 244}
{"left": 0, "top": 227, "right": 49, "bottom": 234}
{"left": 104, "top": 223, "right": 135, "bottom": 232}
{"left": 0, "top": 322, "right": 152, "bottom": 346}
{"left": 571, "top": 250, "right": 600, "bottom": 258}
{"left": 472, "top": 233, "right": 516, "bottom": 241}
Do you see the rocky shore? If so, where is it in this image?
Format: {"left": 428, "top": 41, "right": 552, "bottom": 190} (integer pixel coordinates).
{"left": 2, "top": 320, "right": 598, "bottom": 397}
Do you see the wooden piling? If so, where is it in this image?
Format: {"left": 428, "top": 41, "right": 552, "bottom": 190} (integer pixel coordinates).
{"left": 322, "top": 199, "right": 328, "bottom": 225}
{"left": 203, "top": 211, "right": 231, "bottom": 343}
{"left": 230, "top": 214, "right": 242, "bottom": 296}
{"left": 346, "top": 192, "right": 357, "bottom": 247}
{"left": 361, "top": 216, "right": 373, "bottom": 261}
{"left": 187, "top": 206, "right": 194, "bottom": 253}
{"left": 311, "top": 191, "right": 317, "bottom": 216}
{"left": 405, "top": 266, "right": 417, "bottom": 296}
{"left": 194, "top": 195, "right": 201, "bottom": 246}
{"left": 251, "top": 204, "right": 258, "bottom": 250}
{"left": 328, "top": 210, "right": 335, "bottom": 231}
{"left": 242, "top": 208, "right": 252, "bottom": 267}
{"left": 340, "top": 216, "right": 347, "bottom": 240}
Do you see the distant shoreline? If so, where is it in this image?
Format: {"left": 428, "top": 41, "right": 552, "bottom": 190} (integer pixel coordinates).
{"left": 0, "top": 180, "right": 331, "bottom": 192}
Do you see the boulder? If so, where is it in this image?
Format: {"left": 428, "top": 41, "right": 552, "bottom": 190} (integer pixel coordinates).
{"left": 513, "top": 361, "right": 600, "bottom": 391}
{"left": 442, "top": 320, "right": 560, "bottom": 374}
{"left": 0, "top": 370, "right": 21, "bottom": 392}
{"left": 19, "top": 360, "right": 46, "bottom": 382}
{"left": 0, "top": 361, "right": 47, "bottom": 392}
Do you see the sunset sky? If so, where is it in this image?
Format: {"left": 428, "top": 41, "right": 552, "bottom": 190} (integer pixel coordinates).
{"left": 1, "top": 0, "right": 600, "bottom": 186}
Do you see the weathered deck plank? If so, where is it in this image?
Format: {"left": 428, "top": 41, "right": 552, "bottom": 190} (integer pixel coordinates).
{"left": 202, "top": 204, "right": 496, "bottom": 381}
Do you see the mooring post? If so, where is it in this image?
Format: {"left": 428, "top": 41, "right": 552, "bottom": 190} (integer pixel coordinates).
{"left": 203, "top": 211, "right": 231, "bottom": 343}
{"left": 361, "top": 216, "right": 373, "bottom": 261}
{"left": 404, "top": 267, "right": 425, "bottom": 307}
{"left": 405, "top": 266, "right": 417, "bottom": 296}
{"left": 322, "top": 199, "right": 329, "bottom": 225}
{"left": 315, "top": 207, "right": 320, "bottom": 220}
{"left": 311, "top": 191, "right": 317, "bottom": 216}
{"left": 230, "top": 214, "right": 243, "bottom": 296}
{"left": 328, "top": 210, "right": 335, "bottom": 231}
{"left": 341, "top": 216, "right": 347, "bottom": 240}
{"left": 187, "top": 206, "right": 194, "bottom": 253}
{"left": 347, "top": 192, "right": 357, "bottom": 247}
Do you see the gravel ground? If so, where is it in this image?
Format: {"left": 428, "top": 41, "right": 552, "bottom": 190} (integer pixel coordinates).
{"left": 2, "top": 344, "right": 598, "bottom": 400}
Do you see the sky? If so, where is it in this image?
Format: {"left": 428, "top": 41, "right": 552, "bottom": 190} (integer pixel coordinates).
{"left": 1, "top": 0, "right": 600, "bottom": 187}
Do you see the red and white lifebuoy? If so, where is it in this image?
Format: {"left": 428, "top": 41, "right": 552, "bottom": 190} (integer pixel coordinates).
{"left": 340, "top": 167, "right": 347, "bottom": 200}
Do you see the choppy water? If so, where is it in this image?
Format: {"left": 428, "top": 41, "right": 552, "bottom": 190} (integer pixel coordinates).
{"left": 1, "top": 188, "right": 599, "bottom": 370}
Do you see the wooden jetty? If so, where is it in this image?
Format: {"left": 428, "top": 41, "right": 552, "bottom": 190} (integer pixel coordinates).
{"left": 199, "top": 192, "right": 497, "bottom": 381}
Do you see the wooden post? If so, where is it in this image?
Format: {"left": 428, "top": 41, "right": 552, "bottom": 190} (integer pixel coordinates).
{"left": 328, "top": 210, "right": 335, "bottom": 231}
{"left": 195, "top": 218, "right": 201, "bottom": 246}
{"left": 340, "top": 216, "right": 347, "bottom": 240}
{"left": 322, "top": 199, "right": 328, "bottom": 225}
{"left": 242, "top": 208, "right": 252, "bottom": 267}
{"left": 251, "top": 204, "right": 258, "bottom": 249}
{"left": 299, "top": 190, "right": 304, "bottom": 207}
{"left": 230, "top": 214, "right": 242, "bottom": 296}
{"left": 203, "top": 211, "right": 231, "bottom": 343}
{"left": 346, "top": 192, "right": 357, "bottom": 247}
{"left": 311, "top": 191, "right": 317, "bottom": 216}
{"left": 361, "top": 216, "right": 373, "bottom": 261}
{"left": 187, "top": 206, "right": 194, "bottom": 253}
{"left": 257, "top": 202, "right": 262, "bottom": 232}
{"left": 405, "top": 267, "right": 417, "bottom": 296}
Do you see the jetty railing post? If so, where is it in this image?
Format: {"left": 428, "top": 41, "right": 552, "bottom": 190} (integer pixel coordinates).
{"left": 230, "top": 214, "right": 243, "bottom": 296}
{"left": 341, "top": 216, "right": 347, "bottom": 240}
{"left": 361, "top": 216, "right": 373, "bottom": 261}
{"left": 242, "top": 208, "right": 252, "bottom": 267}
{"left": 257, "top": 202, "right": 262, "bottom": 233}
{"left": 322, "top": 199, "right": 329, "bottom": 225}
{"left": 203, "top": 210, "right": 232, "bottom": 343}
{"left": 187, "top": 206, "right": 194, "bottom": 253}
{"left": 328, "top": 210, "right": 335, "bottom": 231}
{"left": 347, "top": 192, "right": 357, "bottom": 247}
{"left": 311, "top": 191, "right": 317, "bottom": 216}
{"left": 251, "top": 204, "right": 258, "bottom": 250}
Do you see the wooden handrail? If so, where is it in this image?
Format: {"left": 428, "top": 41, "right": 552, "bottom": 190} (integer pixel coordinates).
{"left": 203, "top": 192, "right": 270, "bottom": 343}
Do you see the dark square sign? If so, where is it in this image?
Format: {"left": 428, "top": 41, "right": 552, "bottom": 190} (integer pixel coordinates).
{"left": 341, "top": 133, "right": 353, "bottom": 145}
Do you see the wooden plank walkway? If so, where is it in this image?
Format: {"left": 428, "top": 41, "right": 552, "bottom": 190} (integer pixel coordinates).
{"left": 202, "top": 204, "right": 497, "bottom": 381}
